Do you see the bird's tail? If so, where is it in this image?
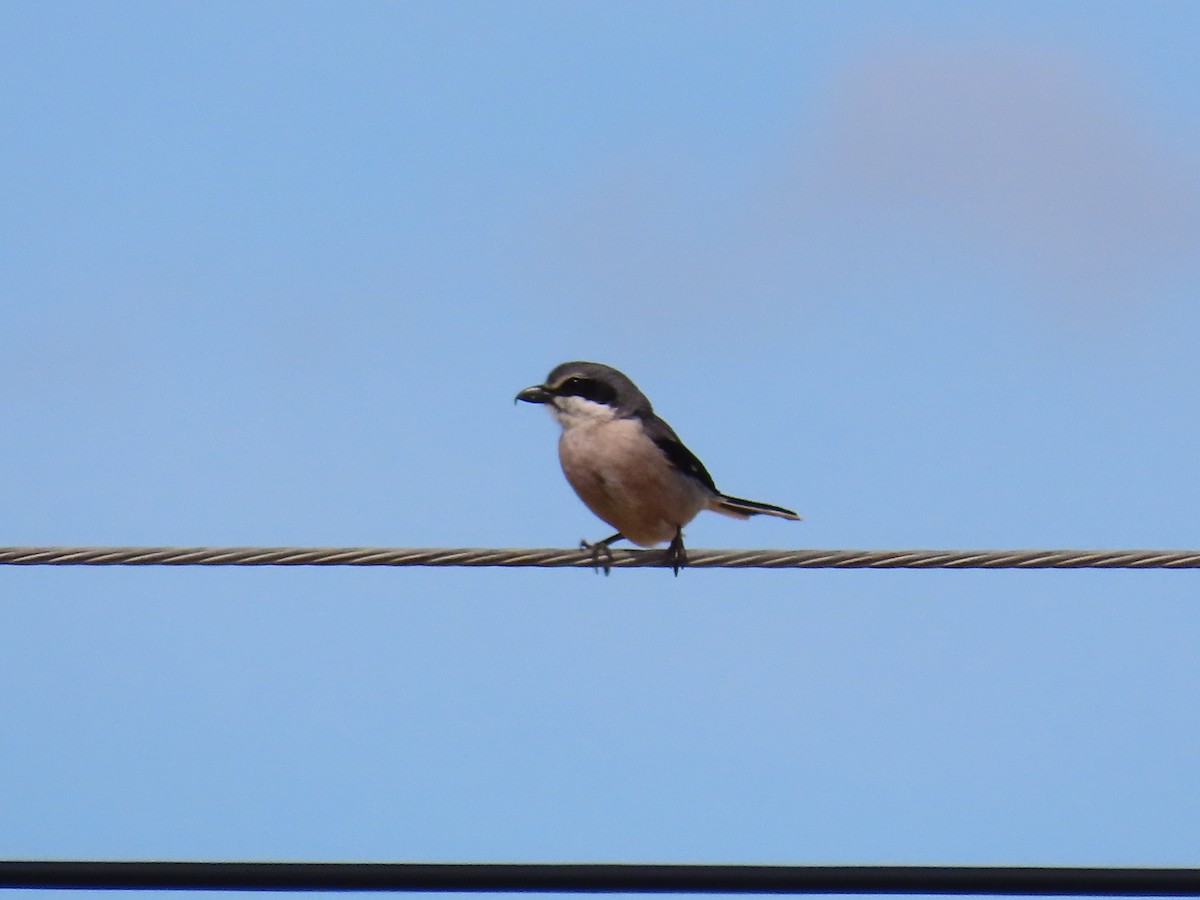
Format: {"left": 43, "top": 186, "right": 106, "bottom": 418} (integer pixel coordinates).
{"left": 712, "top": 493, "right": 802, "bottom": 521}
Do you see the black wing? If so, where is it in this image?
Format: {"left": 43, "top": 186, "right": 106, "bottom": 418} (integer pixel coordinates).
{"left": 641, "top": 414, "right": 718, "bottom": 494}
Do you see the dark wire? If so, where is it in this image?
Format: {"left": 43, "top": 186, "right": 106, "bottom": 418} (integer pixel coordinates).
{"left": 2, "top": 862, "right": 1200, "bottom": 895}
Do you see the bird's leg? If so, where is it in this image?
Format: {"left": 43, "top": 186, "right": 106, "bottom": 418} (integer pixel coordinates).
{"left": 665, "top": 527, "right": 687, "bottom": 576}
{"left": 580, "top": 532, "right": 623, "bottom": 575}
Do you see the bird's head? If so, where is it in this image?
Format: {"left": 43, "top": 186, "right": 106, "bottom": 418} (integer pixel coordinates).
{"left": 515, "top": 361, "right": 650, "bottom": 427}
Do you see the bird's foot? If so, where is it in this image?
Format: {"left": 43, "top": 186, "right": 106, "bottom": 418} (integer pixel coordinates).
{"left": 580, "top": 532, "right": 622, "bottom": 575}
{"left": 665, "top": 529, "right": 687, "bottom": 576}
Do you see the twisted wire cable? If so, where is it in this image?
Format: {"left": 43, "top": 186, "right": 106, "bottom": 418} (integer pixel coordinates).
{"left": 0, "top": 545, "right": 1197, "bottom": 568}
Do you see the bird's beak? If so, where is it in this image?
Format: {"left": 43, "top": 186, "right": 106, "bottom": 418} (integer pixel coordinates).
{"left": 515, "top": 384, "right": 552, "bottom": 405}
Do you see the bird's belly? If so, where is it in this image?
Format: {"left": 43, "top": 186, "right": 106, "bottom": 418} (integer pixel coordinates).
{"left": 558, "top": 419, "right": 708, "bottom": 547}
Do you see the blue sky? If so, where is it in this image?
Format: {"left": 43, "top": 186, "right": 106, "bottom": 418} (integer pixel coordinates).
{"left": 2, "top": 2, "right": 1199, "bottom": 898}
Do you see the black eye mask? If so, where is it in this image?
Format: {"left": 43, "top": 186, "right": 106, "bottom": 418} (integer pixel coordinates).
{"left": 555, "top": 376, "right": 618, "bottom": 406}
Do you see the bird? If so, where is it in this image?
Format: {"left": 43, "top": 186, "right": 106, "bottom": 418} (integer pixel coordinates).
{"left": 515, "top": 361, "right": 801, "bottom": 574}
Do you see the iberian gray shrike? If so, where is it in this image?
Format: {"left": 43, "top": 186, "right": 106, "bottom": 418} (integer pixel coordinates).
{"left": 516, "top": 361, "right": 800, "bottom": 574}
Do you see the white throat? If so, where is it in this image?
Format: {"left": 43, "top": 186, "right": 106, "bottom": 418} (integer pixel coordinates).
{"left": 550, "top": 395, "right": 618, "bottom": 430}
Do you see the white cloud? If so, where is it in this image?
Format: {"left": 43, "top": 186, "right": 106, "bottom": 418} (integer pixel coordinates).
{"left": 812, "top": 43, "right": 1200, "bottom": 309}
{"left": 521, "top": 42, "right": 1200, "bottom": 343}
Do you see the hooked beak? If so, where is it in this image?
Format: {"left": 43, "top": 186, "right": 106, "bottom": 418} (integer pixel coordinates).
{"left": 515, "top": 384, "right": 553, "bottom": 405}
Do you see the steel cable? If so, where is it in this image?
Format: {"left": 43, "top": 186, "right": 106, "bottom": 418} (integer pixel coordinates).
{"left": 0, "top": 546, "right": 1197, "bottom": 568}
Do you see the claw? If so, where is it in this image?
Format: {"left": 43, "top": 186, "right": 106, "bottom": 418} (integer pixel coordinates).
{"left": 579, "top": 539, "right": 614, "bottom": 575}
{"left": 665, "top": 528, "right": 687, "bottom": 576}
{"left": 579, "top": 532, "right": 623, "bottom": 575}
